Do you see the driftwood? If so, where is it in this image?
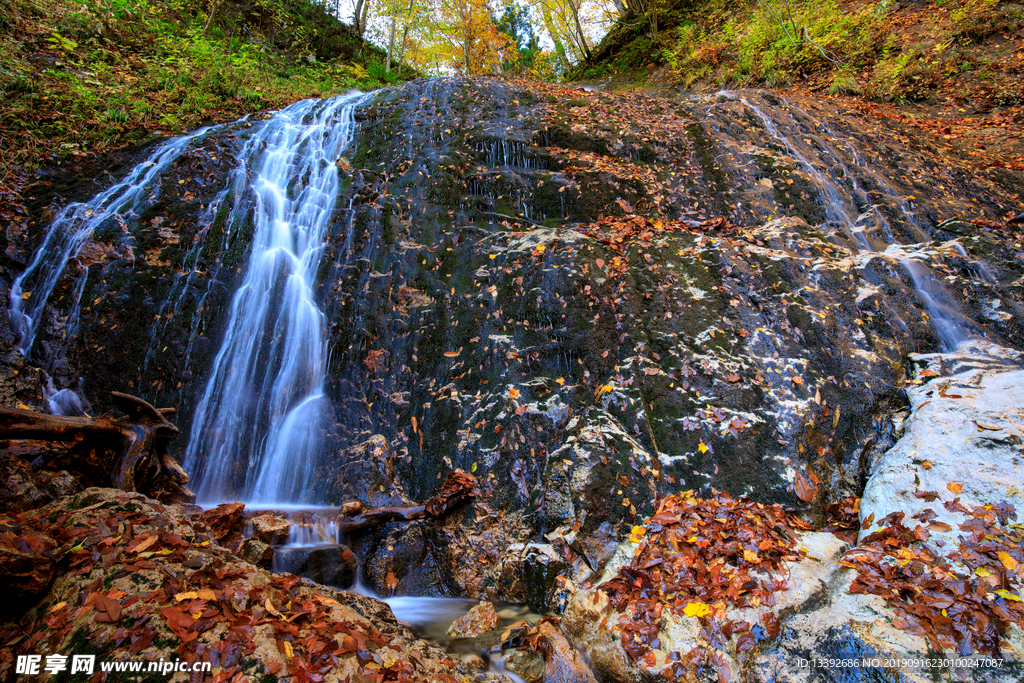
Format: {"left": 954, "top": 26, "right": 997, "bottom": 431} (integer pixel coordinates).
{"left": 0, "top": 392, "right": 192, "bottom": 501}
{"left": 336, "top": 471, "right": 480, "bottom": 533}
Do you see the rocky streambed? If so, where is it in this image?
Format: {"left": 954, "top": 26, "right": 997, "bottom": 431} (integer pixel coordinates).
{"left": 2, "top": 76, "right": 1023, "bottom": 681}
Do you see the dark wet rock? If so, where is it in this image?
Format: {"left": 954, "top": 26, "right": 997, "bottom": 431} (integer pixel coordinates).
{"left": 200, "top": 501, "right": 245, "bottom": 540}
{"left": 0, "top": 520, "right": 57, "bottom": 611}
{"left": 357, "top": 518, "right": 455, "bottom": 596}
{"left": 247, "top": 512, "right": 291, "bottom": 545}
{"left": 275, "top": 544, "right": 358, "bottom": 588}
{"left": 238, "top": 537, "right": 274, "bottom": 567}
{"left": 446, "top": 600, "right": 498, "bottom": 639}
{"left": 38, "top": 469, "right": 83, "bottom": 498}
{"left": 497, "top": 543, "right": 570, "bottom": 613}
{"left": 0, "top": 455, "right": 51, "bottom": 512}
{"left": 326, "top": 434, "right": 408, "bottom": 508}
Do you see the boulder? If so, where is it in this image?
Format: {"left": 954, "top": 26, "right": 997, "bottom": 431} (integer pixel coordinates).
{"left": 446, "top": 601, "right": 498, "bottom": 639}
{"left": 248, "top": 512, "right": 291, "bottom": 545}
{"left": 0, "top": 488, "right": 505, "bottom": 683}
{"left": 275, "top": 544, "right": 358, "bottom": 588}
{"left": 239, "top": 538, "right": 274, "bottom": 567}
{"left": 201, "top": 501, "right": 245, "bottom": 541}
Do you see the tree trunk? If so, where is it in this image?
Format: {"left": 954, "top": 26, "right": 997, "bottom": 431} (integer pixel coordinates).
{"left": 539, "top": 1, "right": 570, "bottom": 70}
{"left": 0, "top": 392, "right": 191, "bottom": 501}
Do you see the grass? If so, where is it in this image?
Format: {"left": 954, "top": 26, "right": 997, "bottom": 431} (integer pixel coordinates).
{"left": 0, "top": 0, "right": 412, "bottom": 177}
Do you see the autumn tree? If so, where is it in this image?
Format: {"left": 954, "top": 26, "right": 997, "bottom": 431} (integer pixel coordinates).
{"left": 432, "top": 0, "right": 517, "bottom": 74}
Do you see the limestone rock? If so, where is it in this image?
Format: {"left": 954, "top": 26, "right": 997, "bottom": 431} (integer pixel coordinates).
{"left": 446, "top": 601, "right": 498, "bottom": 639}
{"left": 239, "top": 537, "right": 274, "bottom": 567}
{"left": 248, "top": 512, "right": 291, "bottom": 545}
{"left": 860, "top": 340, "right": 1024, "bottom": 554}
{"left": 201, "top": 501, "right": 245, "bottom": 541}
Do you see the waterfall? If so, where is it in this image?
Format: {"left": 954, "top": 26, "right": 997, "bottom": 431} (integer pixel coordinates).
{"left": 184, "top": 92, "right": 367, "bottom": 505}
{"left": 718, "top": 90, "right": 974, "bottom": 350}
{"left": 8, "top": 127, "right": 217, "bottom": 357}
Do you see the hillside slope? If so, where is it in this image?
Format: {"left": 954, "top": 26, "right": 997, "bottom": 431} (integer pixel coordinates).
{"left": 0, "top": 0, "right": 412, "bottom": 238}
{"left": 571, "top": 0, "right": 1023, "bottom": 176}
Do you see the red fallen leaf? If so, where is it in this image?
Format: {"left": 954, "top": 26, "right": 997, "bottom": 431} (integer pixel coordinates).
{"left": 727, "top": 373, "right": 741, "bottom": 383}
{"left": 927, "top": 521, "right": 953, "bottom": 533}
{"left": 914, "top": 490, "right": 940, "bottom": 502}
{"left": 161, "top": 606, "right": 195, "bottom": 637}
{"left": 94, "top": 594, "right": 122, "bottom": 623}
{"left": 793, "top": 470, "right": 818, "bottom": 504}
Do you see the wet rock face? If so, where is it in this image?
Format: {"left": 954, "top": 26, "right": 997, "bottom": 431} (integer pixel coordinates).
{"left": 560, "top": 343, "right": 1024, "bottom": 682}
{"left": 6, "top": 77, "right": 1024, "bottom": 609}
{"left": 275, "top": 544, "right": 358, "bottom": 588}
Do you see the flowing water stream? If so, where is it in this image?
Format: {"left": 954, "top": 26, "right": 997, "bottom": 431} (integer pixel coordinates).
{"left": 716, "top": 91, "right": 977, "bottom": 350}
{"left": 181, "top": 92, "right": 368, "bottom": 506}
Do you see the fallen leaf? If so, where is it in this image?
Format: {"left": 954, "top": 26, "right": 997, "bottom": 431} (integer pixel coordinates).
{"left": 683, "top": 602, "right": 711, "bottom": 618}
{"left": 793, "top": 470, "right": 818, "bottom": 504}
{"left": 947, "top": 482, "right": 963, "bottom": 494}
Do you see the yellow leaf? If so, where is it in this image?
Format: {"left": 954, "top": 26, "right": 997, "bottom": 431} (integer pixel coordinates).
{"left": 683, "top": 602, "right": 711, "bottom": 618}
{"left": 535, "top": 244, "right": 546, "bottom": 252}
{"left": 698, "top": 442, "right": 709, "bottom": 454}
{"left": 16, "top": 403, "right": 31, "bottom": 410}
{"left": 555, "top": 377, "right": 565, "bottom": 385}
{"left": 265, "top": 597, "right": 284, "bottom": 619}
{"left": 20, "top": 291, "right": 31, "bottom": 299}
{"left": 49, "top": 601, "right": 67, "bottom": 613}
{"left": 628, "top": 526, "right": 646, "bottom": 543}
{"left": 471, "top": 462, "right": 477, "bottom": 473}
{"left": 947, "top": 481, "right": 963, "bottom": 494}
{"left": 596, "top": 384, "right": 613, "bottom": 399}
{"left": 975, "top": 567, "right": 992, "bottom": 577}
{"left": 508, "top": 388, "right": 520, "bottom": 399}
{"left": 489, "top": 254, "right": 496, "bottom": 260}
{"left": 283, "top": 640, "right": 294, "bottom": 659}
{"left": 743, "top": 549, "right": 761, "bottom": 564}
{"left": 994, "top": 589, "right": 1021, "bottom": 602}
{"left": 174, "top": 591, "right": 199, "bottom": 602}
{"left": 998, "top": 552, "right": 1018, "bottom": 571}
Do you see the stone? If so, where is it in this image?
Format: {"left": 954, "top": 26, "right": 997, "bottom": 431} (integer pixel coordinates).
{"left": 40, "top": 470, "right": 82, "bottom": 498}
{"left": 341, "top": 500, "right": 364, "bottom": 516}
{"left": 497, "top": 543, "right": 569, "bottom": 612}
{"left": 446, "top": 601, "right": 498, "bottom": 639}
{"left": 503, "top": 649, "right": 545, "bottom": 683}
{"left": 239, "top": 538, "right": 274, "bottom": 567}
{"left": 201, "top": 501, "right": 245, "bottom": 540}
{"left": 275, "top": 544, "right": 358, "bottom": 588}
{"left": 0, "top": 455, "right": 51, "bottom": 512}
{"left": 0, "top": 487, "right": 505, "bottom": 683}
{"left": 248, "top": 513, "right": 291, "bottom": 545}
{"left": 859, "top": 340, "right": 1024, "bottom": 556}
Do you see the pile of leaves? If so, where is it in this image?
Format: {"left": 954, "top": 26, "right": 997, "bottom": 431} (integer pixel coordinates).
{"left": 597, "top": 491, "right": 811, "bottom": 677}
{"left": 842, "top": 498, "right": 1024, "bottom": 656}
{"left": 824, "top": 495, "right": 861, "bottom": 543}
{"left": 0, "top": 491, "right": 462, "bottom": 683}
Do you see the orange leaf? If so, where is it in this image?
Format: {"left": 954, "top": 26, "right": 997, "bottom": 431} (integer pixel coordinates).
{"left": 946, "top": 482, "right": 963, "bottom": 494}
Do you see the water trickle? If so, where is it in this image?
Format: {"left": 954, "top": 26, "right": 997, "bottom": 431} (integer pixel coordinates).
{"left": 715, "top": 90, "right": 978, "bottom": 350}
{"left": 183, "top": 92, "right": 368, "bottom": 505}
{"left": 9, "top": 127, "right": 217, "bottom": 357}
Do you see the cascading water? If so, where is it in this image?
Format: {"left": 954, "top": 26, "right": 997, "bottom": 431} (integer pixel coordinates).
{"left": 717, "top": 90, "right": 976, "bottom": 350}
{"left": 8, "top": 126, "right": 216, "bottom": 357}
{"left": 183, "top": 92, "right": 368, "bottom": 506}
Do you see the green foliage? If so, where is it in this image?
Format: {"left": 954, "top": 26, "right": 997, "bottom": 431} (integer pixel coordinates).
{"left": 0, "top": 0, "right": 410, "bottom": 171}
